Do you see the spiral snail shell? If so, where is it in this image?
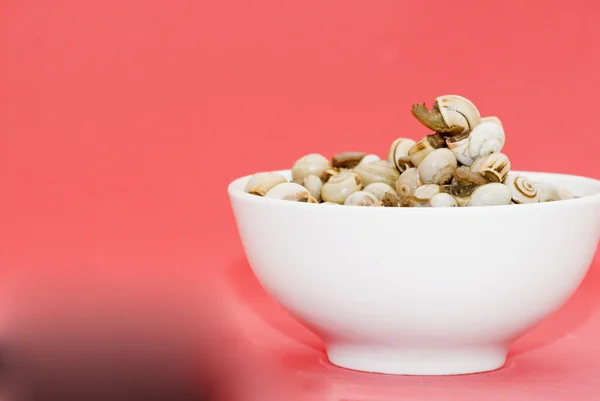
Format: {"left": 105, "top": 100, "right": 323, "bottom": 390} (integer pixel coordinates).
{"left": 550, "top": 185, "right": 575, "bottom": 201}
{"left": 408, "top": 133, "right": 446, "bottom": 167}
{"left": 321, "top": 170, "right": 362, "bottom": 204}
{"left": 472, "top": 152, "right": 511, "bottom": 183}
{"left": 446, "top": 134, "right": 471, "bottom": 166}
{"left": 429, "top": 192, "right": 458, "bottom": 207}
{"left": 534, "top": 182, "right": 575, "bottom": 202}
{"left": 418, "top": 148, "right": 458, "bottom": 185}
{"left": 411, "top": 95, "right": 481, "bottom": 137}
{"left": 244, "top": 172, "right": 287, "bottom": 196}
{"left": 395, "top": 167, "right": 421, "bottom": 201}
{"left": 446, "top": 121, "right": 505, "bottom": 166}
{"left": 302, "top": 174, "right": 323, "bottom": 202}
{"left": 291, "top": 153, "right": 332, "bottom": 182}
{"left": 265, "top": 182, "right": 319, "bottom": 203}
{"left": 353, "top": 160, "right": 400, "bottom": 188}
{"left": 470, "top": 155, "right": 486, "bottom": 173}
{"left": 387, "top": 138, "right": 416, "bottom": 173}
{"left": 468, "top": 122, "right": 505, "bottom": 160}
{"left": 406, "top": 184, "right": 441, "bottom": 207}
{"left": 466, "top": 183, "right": 512, "bottom": 207}
{"left": 504, "top": 174, "right": 540, "bottom": 204}
{"left": 363, "top": 182, "right": 400, "bottom": 207}
{"left": 245, "top": 172, "right": 268, "bottom": 192}
{"left": 343, "top": 191, "right": 383, "bottom": 207}
{"left": 320, "top": 168, "right": 341, "bottom": 183}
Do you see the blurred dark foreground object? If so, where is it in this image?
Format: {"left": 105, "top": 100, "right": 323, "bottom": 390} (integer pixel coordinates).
{"left": 0, "top": 266, "right": 305, "bottom": 401}
{"left": 0, "top": 344, "right": 212, "bottom": 401}
{"left": 0, "top": 268, "right": 215, "bottom": 401}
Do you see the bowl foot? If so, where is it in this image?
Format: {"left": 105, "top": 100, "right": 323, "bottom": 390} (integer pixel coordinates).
{"left": 326, "top": 344, "right": 507, "bottom": 375}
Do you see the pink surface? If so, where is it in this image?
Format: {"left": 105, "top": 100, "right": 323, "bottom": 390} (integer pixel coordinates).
{"left": 1, "top": 0, "right": 600, "bottom": 400}
{"left": 224, "top": 254, "right": 600, "bottom": 400}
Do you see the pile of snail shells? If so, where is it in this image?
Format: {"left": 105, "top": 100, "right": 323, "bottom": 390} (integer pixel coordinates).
{"left": 244, "top": 94, "right": 575, "bottom": 207}
{"left": 244, "top": 152, "right": 396, "bottom": 206}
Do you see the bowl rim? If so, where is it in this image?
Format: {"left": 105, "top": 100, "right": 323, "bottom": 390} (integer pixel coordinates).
{"left": 228, "top": 169, "right": 600, "bottom": 212}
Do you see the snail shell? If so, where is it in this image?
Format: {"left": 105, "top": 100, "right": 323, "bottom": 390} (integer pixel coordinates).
{"left": 534, "top": 182, "right": 556, "bottom": 202}
{"left": 364, "top": 182, "right": 400, "bottom": 207}
{"left": 411, "top": 95, "right": 481, "bottom": 136}
{"left": 504, "top": 174, "right": 540, "bottom": 204}
{"left": 387, "top": 138, "right": 416, "bottom": 173}
{"left": 343, "top": 191, "right": 383, "bottom": 207}
{"left": 405, "top": 184, "right": 440, "bottom": 207}
{"left": 395, "top": 167, "right": 420, "bottom": 201}
{"left": 321, "top": 170, "right": 362, "bottom": 204}
{"left": 534, "top": 182, "right": 575, "bottom": 202}
{"left": 244, "top": 172, "right": 269, "bottom": 192}
{"left": 332, "top": 152, "right": 366, "bottom": 169}
{"left": 320, "top": 168, "right": 341, "bottom": 183}
{"left": 408, "top": 133, "right": 446, "bottom": 167}
{"left": 466, "top": 183, "right": 512, "bottom": 207}
{"left": 449, "top": 169, "right": 483, "bottom": 206}
{"left": 472, "top": 152, "right": 511, "bottom": 183}
{"left": 446, "top": 121, "right": 505, "bottom": 166}
{"left": 245, "top": 172, "right": 288, "bottom": 196}
{"left": 446, "top": 134, "right": 472, "bottom": 165}
{"left": 352, "top": 160, "right": 400, "bottom": 188}
{"left": 436, "top": 95, "right": 481, "bottom": 135}
{"left": 291, "top": 153, "right": 332, "bottom": 182}
{"left": 467, "top": 122, "right": 505, "bottom": 160}
{"left": 302, "top": 174, "right": 323, "bottom": 202}
{"left": 453, "top": 166, "right": 489, "bottom": 186}
{"left": 470, "top": 155, "right": 486, "bottom": 173}
{"left": 417, "top": 148, "right": 457, "bottom": 185}
{"left": 551, "top": 185, "right": 575, "bottom": 201}
{"left": 265, "top": 182, "right": 319, "bottom": 203}
{"left": 429, "top": 192, "right": 458, "bottom": 207}
{"left": 357, "top": 154, "right": 381, "bottom": 165}
{"left": 245, "top": 172, "right": 268, "bottom": 192}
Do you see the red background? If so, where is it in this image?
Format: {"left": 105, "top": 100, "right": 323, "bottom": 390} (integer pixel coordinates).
{"left": 1, "top": 1, "right": 600, "bottom": 400}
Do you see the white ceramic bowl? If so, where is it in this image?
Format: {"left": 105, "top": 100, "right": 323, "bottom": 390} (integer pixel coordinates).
{"left": 228, "top": 170, "right": 600, "bottom": 375}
